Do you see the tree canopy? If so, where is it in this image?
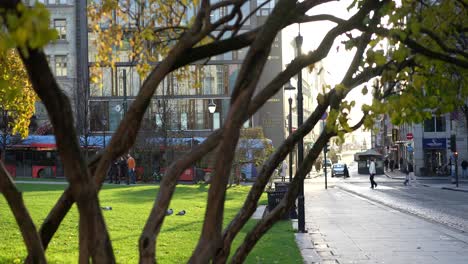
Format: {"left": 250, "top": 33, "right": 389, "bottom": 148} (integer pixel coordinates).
{"left": 0, "top": 0, "right": 467, "bottom": 263}
{"left": 0, "top": 49, "right": 37, "bottom": 138}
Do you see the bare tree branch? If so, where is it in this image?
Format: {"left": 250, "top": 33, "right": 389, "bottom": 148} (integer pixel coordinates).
{"left": 295, "top": 14, "right": 345, "bottom": 24}
{"left": 230, "top": 112, "right": 366, "bottom": 263}
{"left": 227, "top": 5, "right": 388, "bottom": 259}
{"left": 0, "top": 163, "right": 46, "bottom": 263}
{"left": 190, "top": 0, "right": 300, "bottom": 261}
{"left": 1, "top": 1, "right": 116, "bottom": 261}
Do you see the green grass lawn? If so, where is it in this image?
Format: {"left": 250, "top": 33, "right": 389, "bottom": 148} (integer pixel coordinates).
{"left": 0, "top": 183, "right": 301, "bottom": 263}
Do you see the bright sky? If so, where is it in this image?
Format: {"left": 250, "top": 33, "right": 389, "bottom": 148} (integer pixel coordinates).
{"left": 281, "top": 0, "right": 372, "bottom": 141}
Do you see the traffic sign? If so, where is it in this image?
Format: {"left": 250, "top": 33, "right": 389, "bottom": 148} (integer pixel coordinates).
{"left": 407, "top": 145, "right": 413, "bottom": 152}
{"left": 406, "top": 133, "right": 413, "bottom": 140}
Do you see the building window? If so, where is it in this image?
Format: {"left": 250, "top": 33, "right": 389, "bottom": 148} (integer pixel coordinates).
{"left": 54, "top": 19, "right": 67, "bottom": 40}
{"left": 89, "top": 101, "right": 109, "bottom": 132}
{"left": 424, "top": 116, "right": 446, "bottom": 132}
{"left": 256, "top": 0, "right": 275, "bottom": 15}
{"left": 55, "top": 55, "right": 67, "bottom": 77}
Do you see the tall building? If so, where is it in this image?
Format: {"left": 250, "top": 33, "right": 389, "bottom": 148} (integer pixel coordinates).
{"left": 30, "top": 1, "right": 304, "bottom": 156}
{"left": 32, "top": 0, "right": 78, "bottom": 128}
{"left": 77, "top": 0, "right": 288, "bottom": 148}
{"left": 374, "top": 112, "right": 467, "bottom": 176}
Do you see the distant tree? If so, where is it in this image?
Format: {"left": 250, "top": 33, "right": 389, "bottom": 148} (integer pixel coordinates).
{"left": 0, "top": 49, "right": 37, "bottom": 160}
{"left": 0, "top": 0, "right": 467, "bottom": 263}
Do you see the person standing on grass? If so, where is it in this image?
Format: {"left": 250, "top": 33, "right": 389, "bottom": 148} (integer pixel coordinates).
{"left": 369, "top": 158, "right": 377, "bottom": 189}
{"left": 127, "top": 154, "right": 136, "bottom": 184}
{"left": 280, "top": 160, "right": 288, "bottom": 182}
{"left": 119, "top": 156, "right": 129, "bottom": 185}
{"left": 108, "top": 160, "right": 119, "bottom": 184}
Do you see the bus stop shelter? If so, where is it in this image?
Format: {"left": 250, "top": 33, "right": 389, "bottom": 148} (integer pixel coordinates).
{"left": 354, "top": 149, "right": 384, "bottom": 175}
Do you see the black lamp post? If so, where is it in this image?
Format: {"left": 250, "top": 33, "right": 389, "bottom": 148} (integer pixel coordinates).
{"left": 208, "top": 99, "right": 216, "bottom": 131}
{"left": 295, "top": 29, "right": 306, "bottom": 233}
{"left": 284, "top": 81, "right": 295, "bottom": 183}
{"left": 102, "top": 118, "right": 107, "bottom": 148}
{"left": 122, "top": 69, "right": 128, "bottom": 115}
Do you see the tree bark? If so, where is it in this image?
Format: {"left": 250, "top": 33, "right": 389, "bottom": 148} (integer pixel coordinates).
{"left": 0, "top": 163, "right": 46, "bottom": 263}
{"left": 18, "top": 48, "right": 115, "bottom": 262}
{"left": 189, "top": 0, "right": 297, "bottom": 262}
{"left": 215, "top": 101, "right": 329, "bottom": 262}
{"left": 230, "top": 128, "right": 333, "bottom": 263}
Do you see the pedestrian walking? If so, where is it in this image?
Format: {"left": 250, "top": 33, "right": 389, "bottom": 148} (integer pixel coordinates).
{"left": 461, "top": 160, "right": 468, "bottom": 178}
{"left": 127, "top": 154, "right": 136, "bottom": 184}
{"left": 384, "top": 158, "right": 389, "bottom": 172}
{"left": 343, "top": 164, "right": 349, "bottom": 178}
{"left": 280, "top": 160, "right": 288, "bottom": 182}
{"left": 369, "top": 158, "right": 377, "bottom": 189}
{"left": 404, "top": 162, "right": 414, "bottom": 186}
{"left": 389, "top": 159, "right": 394, "bottom": 172}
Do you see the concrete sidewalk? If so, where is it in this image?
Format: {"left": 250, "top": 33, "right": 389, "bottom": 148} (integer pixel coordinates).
{"left": 301, "top": 184, "right": 468, "bottom": 264}
{"left": 385, "top": 170, "right": 468, "bottom": 193}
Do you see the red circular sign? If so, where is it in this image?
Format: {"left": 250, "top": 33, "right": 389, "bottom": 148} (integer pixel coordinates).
{"left": 406, "top": 133, "right": 414, "bottom": 140}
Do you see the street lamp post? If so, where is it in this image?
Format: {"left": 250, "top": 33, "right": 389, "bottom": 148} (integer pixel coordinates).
{"left": 295, "top": 29, "right": 306, "bottom": 233}
{"left": 103, "top": 119, "right": 107, "bottom": 148}
{"left": 208, "top": 99, "right": 216, "bottom": 131}
{"left": 284, "top": 81, "right": 296, "bottom": 183}
{"left": 122, "top": 69, "right": 128, "bottom": 115}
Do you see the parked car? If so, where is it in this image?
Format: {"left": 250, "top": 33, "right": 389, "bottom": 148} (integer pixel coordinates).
{"left": 331, "top": 163, "right": 348, "bottom": 177}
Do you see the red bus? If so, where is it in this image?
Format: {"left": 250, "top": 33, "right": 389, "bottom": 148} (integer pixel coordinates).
{"left": 3, "top": 135, "right": 104, "bottom": 178}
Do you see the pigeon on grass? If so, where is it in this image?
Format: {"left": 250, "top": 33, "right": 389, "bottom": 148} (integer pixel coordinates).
{"left": 176, "top": 210, "right": 186, "bottom": 216}
{"left": 166, "top": 208, "right": 173, "bottom": 216}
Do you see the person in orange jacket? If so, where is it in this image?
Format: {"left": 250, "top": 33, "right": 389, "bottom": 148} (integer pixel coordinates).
{"left": 127, "top": 154, "right": 136, "bottom": 184}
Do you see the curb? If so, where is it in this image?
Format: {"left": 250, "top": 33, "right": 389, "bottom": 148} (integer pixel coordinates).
{"left": 441, "top": 187, "right": 468, "bottom": 193}
{"left": 291, "top": 220, "right": 322, "bottom": 264}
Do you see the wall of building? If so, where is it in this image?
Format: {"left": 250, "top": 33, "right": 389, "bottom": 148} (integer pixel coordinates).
{"left": 35, "top": 1, "right": 77, "bottom": 127}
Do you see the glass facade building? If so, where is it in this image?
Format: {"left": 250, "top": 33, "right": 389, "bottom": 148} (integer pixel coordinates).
{"left": 84, "top": 0, "right": 284, "bottom": 144}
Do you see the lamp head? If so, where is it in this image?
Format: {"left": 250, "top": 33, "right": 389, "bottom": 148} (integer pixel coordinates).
{"left": 284, "top": 81, "right": 296, "bottom": 99}
{"left": 284, "top": 81, "right": 296, "bottom": 91}
{"left": 208, "top": 100, "right": 216, "bottom": 114}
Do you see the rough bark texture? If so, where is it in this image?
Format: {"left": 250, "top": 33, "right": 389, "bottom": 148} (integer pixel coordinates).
{"left": 17, "top": 47, "right": 115, "bottom": 262}
{"left": 214, "top": 2, "right": 386, "bottom": 260}
{"left": 0, "top": 163, "right": 46, "bottom": 264}
{"left": 215, "top": 100, "right": 329, "bottom": 262}
{"left": 189, "top": 0, "right": 298, "bottom": 261}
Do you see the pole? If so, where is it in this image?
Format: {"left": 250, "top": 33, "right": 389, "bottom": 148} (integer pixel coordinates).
{"left": 456, "top": 155, "right": 459, "bottom": 188}
{"left": 295, "top": 32, "right": 305, "bottom": 233}
{"left": 123, "top": 69, "right": 127, "bottom": 115}
{"left": 288, "top": 97, "right": 293, "bottom": 183}
{"left": 324, "top": 144, "right": 327, "bottom": 190}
